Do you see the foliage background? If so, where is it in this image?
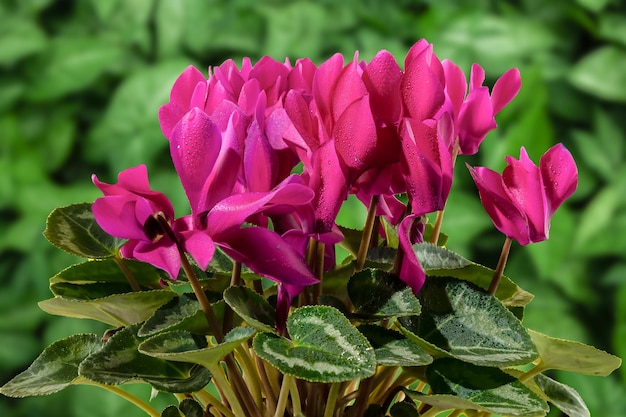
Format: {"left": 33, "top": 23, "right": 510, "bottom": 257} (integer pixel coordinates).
{"left": 1, "top": 0, "right": 626, "bottom": 415}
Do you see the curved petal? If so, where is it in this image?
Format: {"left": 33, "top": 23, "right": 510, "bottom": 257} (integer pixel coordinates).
{"left": 491, "top": 68, "right": 521, "bottom": 115}
{"left": 401, "top": 47, "right": 445, "bottom": 121}
{"left": 456, "top": 87, "right": 496, "bottom": 155}
{"left": 363, "top": 50, "right": 402, "bottom": 123}
{"left": 92, "top": 196, "right": 145, "bottom": 240}
{"left": 132, "top": 240, "right": 181, "bottom": 279}
{"left": 539, "top": 143, "right": 578, "bottom": 217}
{"left": 397, "top": 214, "right": 426, "bottom": 295}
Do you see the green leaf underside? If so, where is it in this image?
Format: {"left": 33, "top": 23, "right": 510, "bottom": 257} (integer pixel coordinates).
{"left": 414, "top": 243, "right": 532, "bottom": 306}
{"left": 43, "top": 203, "right": 126, "bottom": 258}
{"left": 223, "top": 286, "right": 276, "bottom": 333}
{"left": 358, "top": 324, "right": 432, "bottom": 367}
{"left": 253, "top": 306, "right": 376, "bottom": 382}
{"left": 534, "top": 374, "right": 590, "bottom": 417}
{"left": 398, "top": 277, "right": 538, "bottom": 367}
{"left": 139, "top": 327, "right": 255, "bottom": 368}
{"left": 51, "top": 259, "right": 163, "bottom": 288}
{"left": 426, "top": 358, "right": 549, "bottom": 417}
{"left": 529, "top": 330, "right": 622, "bottom": 376}
{"left": 348, "top": 269, "right": 421, "bottom": 319}
{"left": 139, "top": 295, "right": 230, "bottom": 337}
{"left": 38, "top": 290, "right": 177, "bottom": 327}
{"left": 0, "top": 334, "right": 103, "bottom": 397}
{"left": 79, "top": 324, "right": 211, "bottom": 392}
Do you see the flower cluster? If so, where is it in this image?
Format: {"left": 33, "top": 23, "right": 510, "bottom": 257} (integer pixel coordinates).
{"left": 90, "top": 39, "right": 579, "bottom": 330}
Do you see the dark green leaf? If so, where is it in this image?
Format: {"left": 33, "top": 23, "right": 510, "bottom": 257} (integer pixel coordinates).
{"left": 253, "top": 306, "right": 376, "bottom": 382}
{"left": 178, "top": 398, "right": 204, "bottom": 417}
{"left": 79, "top": 324, "right": 211, "bottom": 392}
{"left": 51, "top": 282, "right": 137, "bottom": 300}
{"left": 426, "top": 358, "right": 549, "bottom": 417}
{"left": 38, "top": 290, "right": 177, "bottom": 327}
{"left": 358, "top": 324, "right": 432, "bottom": 367}
{"left": 534, "top": 374, "right": 590, "bottom": 417}
{"left": 223, "top": 286, "right": 276, "bottom": 333}
{"left": 51, "top": 258, "right": 164, "bottom": 289}
{"left": 139, "top": 295, "right": 230, "bottom": 337}
{"left": 43, "top": 203, "right": 126, "bottom": 259}
{"left": 348, "top": 269, "right": 421, "bottom": 320}
{"left": 139, "top": 327, "right": 255, "bottom": 368}
{"left": 398, "top": 277, "right": 538, "bottom": 367}
{"left": 414, "top": 243, "right": 532, "bottom": 306}
{"left": 389, "top": 400, "right": 419, "bottom": 417}
{"left": 0, "top": 334, "right": 102, "bottom": 397}
{"left": 161, "top": 406, "right": 182, "bottom": 417}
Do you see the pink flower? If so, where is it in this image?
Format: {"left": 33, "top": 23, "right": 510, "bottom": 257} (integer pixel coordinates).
{"left": 440, "top": 62, "right": 521, "bottom": 155}
{"left": 91, "top": 165, "right": 193, "bottom": 278}
{"left": 467, "top": 144, "right": 578, "bottom": 245}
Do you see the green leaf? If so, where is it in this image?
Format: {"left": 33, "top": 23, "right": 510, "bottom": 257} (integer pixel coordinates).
{"left": 414, "top": 243, "right": 532, "bottom": 306}
{"left": 405, "top": 391, "right": 489, "bottom": 414}
{"left": 223, "top": 286, "right": 276, "bottom": 333}
{"left": 162, "top": 399, "right": 204, "bottom": 417}
{"left": 534, "top": 374, "right": 590, "bottom": 417}
{"left": 0, "top": 17, "right": 47, "bottom": 66}
{"left": 570, "top": 46, "right": 626, "bottom": 102}
{"left": 27, "top": 36, "right": 125, "bottom": 100}
{"left": 51, "top": 258, "right": 163, "bottom": 289}
{"left": 139, "top": 295, "right": 230, "bottom": 337}
{"left": 426, "top": 358, "right": 549, "bottom": 417}
{"left": 79, "top": 324, "right": 211, "bottom": 392}
{"left": 529, "top": 330, "right": 622, "bottom": 376}
{"left": 389, "top": 400, "right": 419, "bottom": 417}
{"left": 139, "top": 327, "right": 255, "bottom": 368}
{"left": 358, "top": 324, "right": 432, "bottom": 367}
{"left": 398, "top": 277, "right": 538, "bottom": 367}
{"left": 38, "top": 290, "right": 177, "bottom": 327}
{"left": 253, "top": 306, "right": 376, "bottom": 382}
{"left": 348, "top": 269, "right": 421, "bottom": 320}
{"left": 0, "top": 334, "right": 102, "bottom": 397}
{"left": 43, "top": 203, "right": 126, "bottom": 259}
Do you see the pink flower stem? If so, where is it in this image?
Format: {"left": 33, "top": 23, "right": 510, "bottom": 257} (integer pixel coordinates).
{"left": 356, "top": 195, "right": 380, "bottom": 272}
{"left": 430, "top": 139, "right": 460, "bottom": 245}
{"left": 488, "top": 236, "right": 512, "bottom": 295}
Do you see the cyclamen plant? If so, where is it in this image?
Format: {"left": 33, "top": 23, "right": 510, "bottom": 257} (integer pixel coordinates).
{"left": 1, "top": 39, "right": 621, "bottom": 417}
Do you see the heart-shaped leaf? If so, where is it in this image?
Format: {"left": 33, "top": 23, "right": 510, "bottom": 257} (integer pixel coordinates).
{"left": 426, "top": 358, "right": 549, "bottom": 417}
{"left": 529, "top": 330, "right": 621, "bottom": 376}
{"left": 38, "top": 290, "right": 177, "bottom": 327}
{"left": 414, "top": 243, "right": 532, "bottom": 306}
{"left": 50, "top": 259, "right": 163, "bottom": 289}
{"left": 398, "top": 277, "right": 538, "bottom": 367}
{"left": 534, "top": 374, "right": 590, "bottom": 417}
{"left": 79, "top": 324, "right": 211, "bottom": 393}
{"left": 358, "top": 324, "right": 432, "bottom": 367}
{"left": 139, "top": 295, "right": 229, "bottom": 337}
{"left": 223, "top": 286, "right": 276, "bottom": 333}
{"left": 43, "top": 203, "right": 126, "bottom": 258}
{"left": 161, "top": 398, "right": 204, "bottom": 417}
{"left": 348, "top": 269, "right": 421, "bottom": 320}
{"left": 0, "top": 334, "right": 102, "bottom": 397}
{"left": 139, "top": 327, "right": 255, "bottom": 368}
{"left": 253, "top": 305, "right": 376, "bottom": 382}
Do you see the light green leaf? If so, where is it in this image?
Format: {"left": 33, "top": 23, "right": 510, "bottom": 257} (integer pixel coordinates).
{"left": 534, "top": 374, "right": 590, "bottom": 417}
{"left": 223, "top": 286, "right": 276, "bottom": 333}
{"left": 570, "top": 46, "right": 626, "bottom": 102}
{"left": 347, "top": 269, "right": 421, "bottom": 320}
{"left": 253, "top": 306, "right": 376, "bottom": 382}
{"left": 0, "top": 334, "right": 102, "bottom": 397}
{"left": 139, "top": 327, "right": 255, "bottom": 368}
{"left": 27, "top": 36, "right": 125, "bottom": 100}
{"left": 0, "top": 17, "right": 47, "bottom": 66}
{"left": 426, "top": 358, "right": 549, "bottom": 417}
{"left": 415, "top": 243, "right": 532, "bottom": 306}
{"left": 38, "top": 290, "right": 177, "bottom": 327}
{"left": 398, "top": 277, "right": 538, "bottom": 367}
{"left": 79, "top": 324, "right": 211, "bottom": 392}
{"left": 529, "top": 330, "right": 622, "bottom": 376}
{"left": 358, "top": 324, "right": 432, "bottom": 367}
{"left": 43, "top": 203, "right": 126, "bottom": 259}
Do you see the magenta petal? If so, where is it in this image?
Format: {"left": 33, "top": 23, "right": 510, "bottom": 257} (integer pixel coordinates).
{"left": 181, "top": 229, "right": 216, "bottom": 270}
{"left": 170, "top": 108, "right": 222, "bottom": 214}
{"left": 170, "top": 66, "right": 207, "bottom": 107}
{"left": 467, "top": 163, "right": 532, "bottom": 245}
{"left": 469, "top": 64, "right": 486, "bottom": 91}
{"left": 333, "top": 95, "right": 377, "bottom": 178}
{"left": 442, "top": 59, "right": 467, "bottom": 117}
{"left": 92, "top": 196, "right": 145, "bottom": 240}
{"left": 332, "top": 56, "right": 368, "bottom": 122}
{"left": 132, "top": 240, "right": 181, "bottom": 279}
{"left": 244, "top": 115, "right": 278, "bottom": 192}
{"left": 491, "top": 68, "right": 522, "bottom": 115}
{"left": 313, "top": 53, "right": 345, "bottom": 121}
{"left": 539, "top": 143, "right": 578, "bottom": 217}
{"left": 363, "top": 50, "right": 402, "bottom": 123}
{"left": 401, "top": 48, "right": 445, "bottom": 121}
{"left": 397, "top": 215, "right": 426, "bottom": 295}
{"left": 502, "top": 148, "right": 548, "bottom": 242}
{"left": 456, "top": 87, "right": 497, "bottom": 155}
{"left": 219, "top": 227, "right": 319, "bottom": 287}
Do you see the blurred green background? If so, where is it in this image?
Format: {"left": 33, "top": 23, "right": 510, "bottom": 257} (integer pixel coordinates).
{"left": 2, "top": 0, "right": 626, "bottom": 415}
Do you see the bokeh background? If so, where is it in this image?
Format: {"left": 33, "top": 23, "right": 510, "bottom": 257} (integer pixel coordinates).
{"left": 2, "top": 0, "right": 626, "bottom": 416}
